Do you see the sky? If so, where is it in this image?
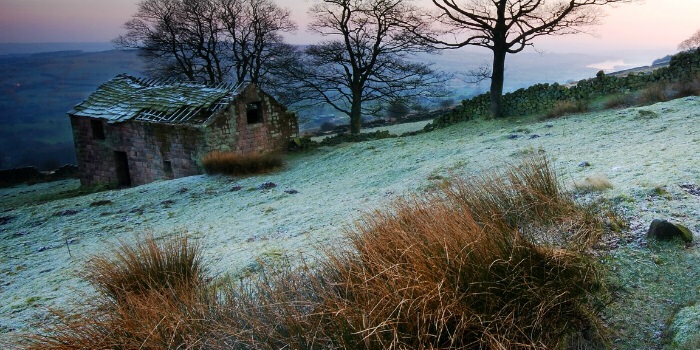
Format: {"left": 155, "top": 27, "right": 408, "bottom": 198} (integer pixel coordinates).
{"left": 0, "top": 0, "right": 698, "bottom": 57}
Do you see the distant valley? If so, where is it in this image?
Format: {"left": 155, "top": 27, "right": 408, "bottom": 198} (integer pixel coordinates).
{"left": 0, "top": 44, "right": 651, "bottom": 170}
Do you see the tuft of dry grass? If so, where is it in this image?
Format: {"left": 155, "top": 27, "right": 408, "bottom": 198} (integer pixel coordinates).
{"left": 214, "top": 154, "right": 611, "bottom": 349}
{"left": 22, "top": 235, "right": 218, "bottom": 349}
{"left": 574, "top": 175, "right": 614, "bottom": 193}
{"left": 543, "top": 100, "right": 588, "bottom": 119}
{"left": 201, "top": 151, "right": 283, "bottom": 176}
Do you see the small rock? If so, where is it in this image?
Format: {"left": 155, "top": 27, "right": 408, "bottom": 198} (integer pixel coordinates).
{"left": 258, "top": 182, "right": 277, "bottom": 190}
{"left": 160, "top": 200, "right": 176, "bottom": 208}
{"left": 578, "top": 161, "right": 591, "bottom": 167}
{"left": 528, "top": 134, "right": 541, "bottom": 139}
{"left": 90, "top": 200, "right": 113, "bottom": 207}
{"left": 647, "top": 219, "right": 693, "bottom": 243}
{"left": 130, "top": 207, "right": 145, "bottom": 215}
{"left": 507, "top": 134, "right": 519, "bottom": 140}
{"left": 0, "top": 215, "right": 14, "bottom": 225}
{"left": 680, "top": 184, "right": 700, "bottom": 196}
{"left": 284, "top": 189, "right": 299, "bottom": 194}
{"left": 231, "top": 185, "right": 243, "bottom": 192}
{"left": 37, "top": 246, "right": 50, "bottom": 252}
{"left": 545, "top": 124, "right": 554, "bottom": 128}
{"left": 54, "top": 209, "right": 79, "bottom": 217}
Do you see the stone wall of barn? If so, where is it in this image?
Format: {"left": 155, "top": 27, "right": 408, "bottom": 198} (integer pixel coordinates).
{"left": 203, "top": 84, "right": 298, "bottom": 155}
{"left": 70, "top": 85, "right": 298, "bottom": 187}
{"left": 70, "top": 116, "right": 204, "bottom": 186}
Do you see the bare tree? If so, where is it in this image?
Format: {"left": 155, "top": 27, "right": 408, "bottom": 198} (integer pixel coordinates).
{"left": 114, "top": 0, "right": 296, "bottom": 86}
{"left": 219, "top": 0, "right": 297, "bottom": 84}
{"left": 410, "top": 0, "right": 638, "bottom": 118}
{"left": 679, "top": 29, "right": 700, "bottom": 52}
{"left": 287, "top": 0, "right": 445, "bottom": 134}
{"left": 114, "top": 0, "right": 226, "bottom": 83}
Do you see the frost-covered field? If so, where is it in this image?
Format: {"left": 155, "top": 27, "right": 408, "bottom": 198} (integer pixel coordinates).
{"left": 2, "top": 97, "right": 700, "bottom": 346}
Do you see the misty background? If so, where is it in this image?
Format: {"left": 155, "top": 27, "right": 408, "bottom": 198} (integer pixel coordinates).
{"left": 0, "top": 42, "right": 670, "bottom": 170}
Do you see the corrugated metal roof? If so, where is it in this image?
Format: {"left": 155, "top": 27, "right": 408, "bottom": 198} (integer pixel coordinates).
{"left": 69, "top": 74, "right": 243, "bottom": 125}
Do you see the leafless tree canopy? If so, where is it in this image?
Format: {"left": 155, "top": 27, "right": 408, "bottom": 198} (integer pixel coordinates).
{"left": 409, "top": 0, "right": 638, "bottom": 118}
{"left": 679, "top": 29, "right": 700, "bottom": 51}
{"left": 114, "top": 0, "right": 297, "bottom": 85}
{"left": 286, "top": 0, "right": 446, "bottom": 134}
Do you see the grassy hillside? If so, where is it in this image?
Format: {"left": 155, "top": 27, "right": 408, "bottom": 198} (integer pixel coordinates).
{"left": 1, "top": 95, "right": 700, "bottom": 347}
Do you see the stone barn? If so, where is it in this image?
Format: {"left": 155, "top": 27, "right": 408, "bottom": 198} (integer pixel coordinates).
{"left": 69, "top": 74, "right": 298, "bottom": 187}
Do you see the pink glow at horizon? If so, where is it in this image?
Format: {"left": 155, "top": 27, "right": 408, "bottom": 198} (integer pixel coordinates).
{"left": 0, "top": 0, "right": 698, "bottom": 54}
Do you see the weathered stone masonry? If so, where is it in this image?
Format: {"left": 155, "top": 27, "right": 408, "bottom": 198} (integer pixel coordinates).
{"left": 69, "top": 75, "right": 297, "bottom": 187}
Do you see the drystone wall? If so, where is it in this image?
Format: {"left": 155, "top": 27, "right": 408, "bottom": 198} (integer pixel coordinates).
{"left": 432, "top": 48, "right": 700, "bottom": 127}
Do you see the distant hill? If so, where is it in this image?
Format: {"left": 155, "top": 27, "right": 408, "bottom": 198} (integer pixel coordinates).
{"left": 0, "top": 46, "right": 650, "bottom": 170}
{"left": 0, "top": 49, "right": 143, "bottom": 169}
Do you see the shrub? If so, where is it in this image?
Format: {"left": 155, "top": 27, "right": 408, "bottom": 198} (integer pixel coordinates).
{"left": 543, "top": 100, "right": 588, "bottom": 119}
{"left": 602, "top": 93, "right": 635, "bottom": 109}
{"left": 637, "top": 83, "right": 671, "bottom": 105}
{"left": 319, "top": 121, "right": 337, "bottom": 132}
{"left": 671, "top": 73, "right": 700, "bottom": 97}
{"left": 216, "top": 154, "right": 610, "bottom": 349}
{"left": 201, "top": 151, "right": 283, "bottom": 175}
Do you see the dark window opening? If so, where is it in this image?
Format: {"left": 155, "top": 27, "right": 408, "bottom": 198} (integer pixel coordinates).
{"left": 246, "top": 102, "right": 263, "bottom": 124}
{"left": 163, "top": 160, "right": 173, "bottom": 178}
{"left": 91, "top": 119, "right": 105, "bottom": 140}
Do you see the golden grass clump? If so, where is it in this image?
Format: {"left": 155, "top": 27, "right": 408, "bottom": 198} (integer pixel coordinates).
{"left": 22, "top": 235, "right": 217, "bottom": 349}
{"left": 215, "top": 154, "right": 610, "bottom": 349}
{"left": 201, "top": 151, "right": 283, "bottom": 175}
{"left": 574, "top": 175, "right": 614, "bottom": 193}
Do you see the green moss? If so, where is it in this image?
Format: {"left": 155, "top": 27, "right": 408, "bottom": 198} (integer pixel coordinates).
{"left": 676, "top": 224, "right": 694, "bottom": 243}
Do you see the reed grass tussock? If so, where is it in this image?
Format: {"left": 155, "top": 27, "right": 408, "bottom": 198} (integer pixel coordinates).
{"left": 574, "top": 175, "right": 614, "bottom": 193}
{"left": 217, "top": 154, "right": 610, "bottom": 349}
{"left": 201, "top": 151, "right": 283, "bottom": 175}
{"left": 22, "top": 155, "right": 611, "bottom": 349}
{"left": 23, "top": 235, "right": 217, "bottom": 349}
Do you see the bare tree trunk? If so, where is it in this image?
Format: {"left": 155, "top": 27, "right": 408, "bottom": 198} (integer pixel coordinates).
{"left": 490, "top": 47, "right": 507, "bottom": 118}
{"left": 350, "top": 93, "right": 363, "bottom": 134}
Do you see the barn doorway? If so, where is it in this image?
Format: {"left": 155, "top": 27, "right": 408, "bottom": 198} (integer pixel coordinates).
{"left": 114, "top": 151, "right": 131, "bottom": 187}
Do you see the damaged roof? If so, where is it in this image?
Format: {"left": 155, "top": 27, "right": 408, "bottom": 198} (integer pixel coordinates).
{"left": 69, "top": 74, "right": 243, "bottom": 125}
